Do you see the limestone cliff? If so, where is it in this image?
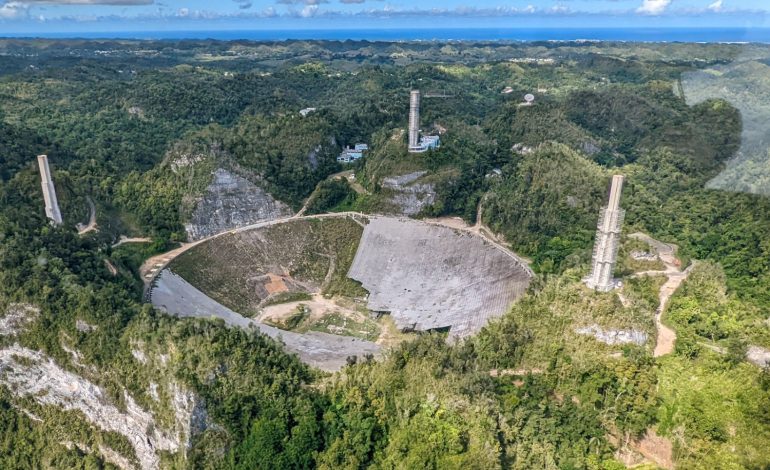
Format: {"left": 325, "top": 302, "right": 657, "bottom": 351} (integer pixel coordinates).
{"left": 185, "top": 168, "right": 293, "bottom": 241}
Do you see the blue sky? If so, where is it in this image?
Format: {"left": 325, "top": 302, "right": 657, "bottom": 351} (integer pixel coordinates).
{"left": 0, "top": 0, "right": 768, "bottom": 33}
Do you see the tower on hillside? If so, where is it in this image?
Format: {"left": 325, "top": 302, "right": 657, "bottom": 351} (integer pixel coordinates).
{"left": 37, "top": 155, "right": 63, "bottom": 225}
{"left": 584, "top": 175, "right": 625, "bottom": 292}
{"left": 408, "top": 90, "right": 421, "bottom": 151}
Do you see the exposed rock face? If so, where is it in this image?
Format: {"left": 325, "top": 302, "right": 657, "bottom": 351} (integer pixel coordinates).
{"left": 131, "top": 348, "right": 148, "bottom": 364}
{"left": 575, "top": 325, "right": 648, "bottom": 346}
{"left": 170, "top": 153, "right": 204, "bottom": 172}
{"left": 185, "top": 169, "right": 293, "bottom": 241}
{"left": 76, "top": 319, "right": 98, "bottom": 332}
{"left": 0, "top": 303, "right": 39, "bottom": 336}
{"left": 382, "top": 171, "right": 436, "bottom": 216}
{"left": 127, "top": 106, "right": 145, "bottom": 119}
{"left": 171, "top": 382, "right": 208, "bottom": 450}
{"left": 382, "top": 172, "right": 427, "bottom": 188}
{"left": 99, "top": 445, "right": 137, "bottom": 470}
{"left": 747, "top": 346, "right": 770, "bottom": 367}
{"left": 581, "top": 141, "right": 601, "bottom": 156}
{"left": 0, "top": 344, "right": 200, "bottom": 470}
{"left": 511, "top": 143, "right": 534, "bottom": 155}
{"left": 631, "top": 250, "right": 658, "bottom": 261}
{"left": 307, "top": 144, "right": 322, "bottom": 170}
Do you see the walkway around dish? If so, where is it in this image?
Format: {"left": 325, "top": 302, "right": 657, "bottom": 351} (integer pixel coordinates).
{"left": 140, "top": 212, "right": 370, "bottom": 291}
{"left": 140, "top": 211, "right": 533, "bottom": 292}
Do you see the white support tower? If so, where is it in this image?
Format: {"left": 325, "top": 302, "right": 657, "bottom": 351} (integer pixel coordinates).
{"left": 408, "top": 90, "right": 421, "bottom": 151}
{"left": 585, "top": 175, "right": 625, "bottom": 292}
{"left": 37, "top": 154, "right": 63, "bottom": 225}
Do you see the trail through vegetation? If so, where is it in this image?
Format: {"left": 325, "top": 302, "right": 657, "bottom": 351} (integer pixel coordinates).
{"left": 76, "top": 196, "right": 97, "bottom": 235}
{"left": 628, "top": 233, "right": 696, "bottom": 357}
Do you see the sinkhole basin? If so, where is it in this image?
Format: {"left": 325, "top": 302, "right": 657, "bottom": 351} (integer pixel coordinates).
{"left": 150, "top": 214, "right": 532, "bottom": 371}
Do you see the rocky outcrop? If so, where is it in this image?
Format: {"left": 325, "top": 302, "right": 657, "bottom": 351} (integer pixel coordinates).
{"left": 575, "top": 325, "right": 648, "bottom": 346}
{"left": 169, "top": 147, "right": 205, "bottom": 172}
{"left": 76, "top": 319, "right": 98, "bottom": 332}
{"left": 0, "top": 303, "right": 39, "bottom": 336}
{"left": 99, "top": 445, "right": 138, "bottom": 470}
{"left": 185, "top": 168, "right": 293, "bottom": 241}
{"left": 631, "top": 250, "right": 658, "bottom": 261}
{"left": 382, "top": 171, "right": 436, "bottom": 216}
{"left": 581, "top": 141, "right": 601, "bottom": 156}
{"left": 747, "top": 346, "right": 770, "bottom": 367}
{"left": 0, "top": 344, "right": 200, "bottom": 470}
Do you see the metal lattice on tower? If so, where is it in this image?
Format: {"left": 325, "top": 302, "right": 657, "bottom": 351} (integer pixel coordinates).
{"left": 37, "top": 154, "right": 63, "bottom": 225}
{"left": 584, "top": 175, "right": 625, "bottom": 292}
{"left": 408, "top": 90, "right": 421, "bottom": 150}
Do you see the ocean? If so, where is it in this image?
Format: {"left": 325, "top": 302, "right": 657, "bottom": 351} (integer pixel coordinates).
{"left": 4, "top": 28, "right": 770, "bottom": 43}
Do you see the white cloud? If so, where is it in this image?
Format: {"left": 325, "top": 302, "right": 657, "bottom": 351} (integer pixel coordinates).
{"left": 0, "top": 0, "right": 152, "bottom": 20}
{"left": 300, "top": 4, "right": 318, "bottom": 16}
{"left": 708, "top": 0, "right": 723, "bottom": 12}
{"left": 277, "top": 0, "right": 327, "bottom": 5}
{"left": 11, "top": 0, "right": 152, "bottom": 4}
{"left": 636, "top": 0, "right": 671, "bottom": 15}
{"left": 0, "top": 1, "right": 27, "bottom": 18}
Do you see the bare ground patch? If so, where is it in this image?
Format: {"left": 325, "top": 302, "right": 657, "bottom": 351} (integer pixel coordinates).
{"left": 258, "top": 294, "right": 380, "bottom": 342}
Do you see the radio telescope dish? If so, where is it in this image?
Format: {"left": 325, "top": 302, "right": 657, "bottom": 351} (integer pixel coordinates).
{"left": 524, "top": 93, "right": 535, "bottom": 103}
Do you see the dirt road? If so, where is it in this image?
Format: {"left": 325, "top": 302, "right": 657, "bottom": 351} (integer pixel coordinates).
{"left": 112, "top": 236, "right": 153, "bottom": 248}
{"left": 628, "top": 233, "right": 695, "bottom": 357}
{"left": 77, "top": 196, "right": 98, "bottom": 235}
{"left": 141, "top": 211, "right": 531, "bottom": 291}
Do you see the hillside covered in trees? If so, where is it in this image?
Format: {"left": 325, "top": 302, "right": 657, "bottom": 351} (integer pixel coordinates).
{"left": 0, "top": 39, "right": 769, "bottom": 469}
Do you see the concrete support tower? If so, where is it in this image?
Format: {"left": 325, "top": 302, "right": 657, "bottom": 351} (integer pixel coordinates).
{"left": 585, "top": 175, "right": 625, "bottom": 292}
{"left": 37, "top": 155, "right": 63, "bottom": 225}
{"left": 408, "top": 90, "right": 421, "bottom": 151}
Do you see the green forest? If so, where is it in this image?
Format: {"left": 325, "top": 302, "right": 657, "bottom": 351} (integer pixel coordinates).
{"left": 0, "top": 38, "right": 769, "bottom": 469}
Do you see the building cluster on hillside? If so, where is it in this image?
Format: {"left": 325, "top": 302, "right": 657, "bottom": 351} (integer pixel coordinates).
{"left": 407, "top": 90, "right": 442, "bottom": 153}
{"left": 337, "top": 143, "right": 368, "bottom": 164}
{"left": 414, "top": 135, "right": 440, "bottom": 152}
